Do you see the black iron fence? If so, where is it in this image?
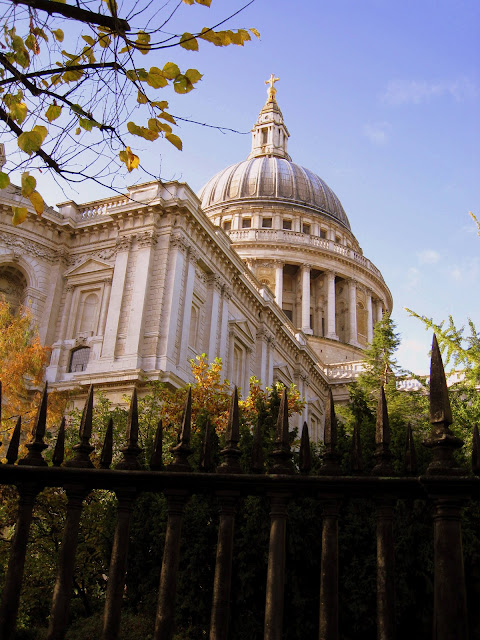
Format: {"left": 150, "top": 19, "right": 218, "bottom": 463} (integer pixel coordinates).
{"left": 0, "top": 335, "right": 479, "bottom": 640}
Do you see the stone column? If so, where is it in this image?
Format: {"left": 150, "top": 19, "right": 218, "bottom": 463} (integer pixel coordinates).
{"left": 274, "top": 262, "right": 283, "bottom": 309}
{"left": 101, "top": 236, "right": 132, "bottom": 360}
{"left": 178, "top": 248, "right": 198, "bottom": 370}
{"left": 162, "top": 234, "right": 188, "bottom": 369}
{"left": 207, "top": 275, "right": 222, "bottom": 359}
{"left": 266, "top": 336, "right": 274, "bottom": 388}
{"left": 98, "top": 279, "right": 113, "bottom": 337}
{"left": 125, "top": 232, "right": 157, "bottom": 364}
{"left": 376, "top": 300, "right": 384, "bottom": 324}
{"left": 219, "top": 287, "right": 231, "bottom": 380}
{"left": 348, "top": 279, "right": 358, "bottom": 346}
{"left": 326, "top": 271, "right": 338, "bottom": 340}
{"left": 301, "top": 264, "right": 312, "bottom": 334}
{"left": 366, "top": 290, "right": 374, "bottom": 343}
{"left": 256, "top": 329, "right": 268, "bottom": 389}
{"left": 46, "top": 285, "right": 75, "bottom": 381}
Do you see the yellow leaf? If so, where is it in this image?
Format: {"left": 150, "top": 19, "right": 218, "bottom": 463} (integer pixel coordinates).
{"left": 137, "top": 90, "right": 148, "bottom": 104}
{"left": 45, "top": 104, "right": 62, "bottom": 122}
{"left": 166, "top": 133, "right": 182, "bottom": 151}
{"left": 99, "top": 34, "right": 111, "bottom": 48}
{"left": 10, "top": 102, "right": 27, "bottom": 125}
{"left": 52, "top": 29, "right": 64, "bottom": 42}
{"left": 21, "top": 172, "right": 36, "bottom": 197}
{"left": 159, "top": 112, "right": 176, "bottom": 125}
{"left": 17, "top": 130, "right": 44, "bottom": 156}
{"left": 33, "top": 125, "right": 48, "bottom": 144}
{"left": 148, "top": 119, "right": 172, "bottom": 134}
{"left": 162, "top": 62, "right": 180, "bottom": 80}
{"left": 29, "top": 191, "right": 44, "bottom": 216}
{"left": 75, "top": 127, "right": 81, "bottom": 135}
{"left": 250, "top": 28, "right": 261, "bottom": 39}
{"left": 119, "top": 147, "right": 140, "bottom": 172}
{"left": 173, "top": 75, "right": 193, "bottom": 94}
{"left": 82, "top": 35, "right": 96, "bottom": 46}
{"left": 127, "top": 121, "right": 159, "bottom": 141}
{"left": 180, "top": 33, "right": 199, "bottom": 51}
{"left": 146, "top": 68, "right": 168, "bottom": 89}
{"left": 12, "top": 206, "right": 28, "bottom": 226}
{"left": 196, "top": 0, "right": 212, "bottom": 5}
{"left": 0, "top": 172, "right": 10, "bottom": 189}
{"left": 185, "top": 68, "right": 202, "bottom": 84}
{"left": 152, "top": 100, "right": 169, "bottom": 110}
{"left": 182, "top": 0, "right": 195, "bottom": 4}
{"left": 136, "top": 30, "right": 150, "bottom": 54}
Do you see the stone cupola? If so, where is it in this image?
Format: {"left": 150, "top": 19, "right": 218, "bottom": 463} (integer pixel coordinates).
{"left": 247, "top": 74, "right": 291, "bottom": 161}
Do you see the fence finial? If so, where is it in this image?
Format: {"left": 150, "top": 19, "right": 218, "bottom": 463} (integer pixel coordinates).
{"left": 169, "top": 387, "right": 193, "bottom": 471}
{"left": 270, "top": 388, "right": 293, "bottom": 474}
{"left": 351, "top": 420, "right": 364, "bottom": 474}
{"left": 52, "top": 418, "right": 66, "bottom": 467}
{"left": 424, "top": 334, "right": 463, "bottom": 475}
{"left": 472, "top": 425, "right": 480, "bottom": 476}
{"left": 6, "top": 416, "right": 21, "bottom": 465}
{"left": 201, "top": 417, "right": 214, "bottom": 472}
{"left": 150, "top": 419, "right": 164, "bottom": 470}
{"left": 218, "top": 386, "right": 242, "bottom": 473}
{"left": 65, "top": 384, "right": 95, "bottom": 468}
{"left": 117, "top": 388, "right": 143, "bottom": 470}
{"left": 251, "top": 416, "right": 264, "bottom": 473}
{"left": 19, "top": 382, "right": 48, "bottom": 466}
{"left": 299, "top": 421, "right": 311, "bottom": 474}
{"left": 372, "top": 386, "right": 394, "bottom": 476}
{"left": 404, "top": 423, "right": 418, "bottom": 475}
{"left": 100, "top": 418, "right": 113, "bottom": 469}
{"left": 320, "top": 388, "right": 340, "bottom": 474}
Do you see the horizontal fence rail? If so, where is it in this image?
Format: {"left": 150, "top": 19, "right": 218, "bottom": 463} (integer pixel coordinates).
{"left": 0, "top": 335, "right": 479, "bottom": 640}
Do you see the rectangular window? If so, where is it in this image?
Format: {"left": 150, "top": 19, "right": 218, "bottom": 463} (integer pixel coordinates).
{"left": 303, "top": 223, "right": 311, "bottom": 235}
{"left": 262, "top": 217, "right": 272, "bottom": 228}
{"left": 223, "top": 220, "right": 231, "bottom": 231}
{"left": 242, "top": 218, "right": 252, "bottom": 228}
{"left": 283, "top": 308, "right": 293, "bottom": 322}
{"left": 261, "top": 128, "right": 268, "bottom": 145}
{"left": 283, "top": 219, "right": 292, "bottom": 230}
{"left": 320, "top": 229, "right": 327, "bottom": 239}
{"left": 335, "top": 235, "right": 341, "bottom": 244}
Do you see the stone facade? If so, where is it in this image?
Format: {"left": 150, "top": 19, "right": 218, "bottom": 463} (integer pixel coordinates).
{"left": 0, "top": 86, "right": 392, "bottom": 439}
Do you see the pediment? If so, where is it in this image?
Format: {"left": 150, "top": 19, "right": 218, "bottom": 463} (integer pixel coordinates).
{"left": 273, "top": 361, "right": 295, "bottom": 382}
{"left": 65, "top": 257, "right": 114, "bottom": 278}
{"left": 228, "top": 318, "right": 255, "bottom": 344}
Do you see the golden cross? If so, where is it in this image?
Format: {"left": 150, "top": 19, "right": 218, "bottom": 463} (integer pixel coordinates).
{"left": 265, "top": 73, "right": 279, "bottom": 100}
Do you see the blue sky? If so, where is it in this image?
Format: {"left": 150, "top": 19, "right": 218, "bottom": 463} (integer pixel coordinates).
{"left": 13, "top": 0, "right": 480, "bottom": 374}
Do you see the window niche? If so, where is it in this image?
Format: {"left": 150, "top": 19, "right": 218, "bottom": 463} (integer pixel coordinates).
{"left": 68, "top": 346, "right": 90, "bottom": 373}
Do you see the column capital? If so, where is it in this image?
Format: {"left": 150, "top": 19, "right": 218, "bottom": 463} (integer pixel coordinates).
{"left": 302, "top": 263, "right": 312, "bottom": 272}
{"left": 325, "top": 269, "right": 336, "bottom": 280}
{"left": 116, "top": 235, "right": 133, "bottom": 252}
{"left": 137, "top": 231, "right": 158, "bottom": 248}
{"left": 170, "top": 232, "right": 189, "bottom": 253}
{"left": 187, "top": 246, "right": 200, "bottom": 264}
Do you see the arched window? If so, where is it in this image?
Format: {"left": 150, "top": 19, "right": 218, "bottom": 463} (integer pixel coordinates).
{"left": 0, "top": 265, "right": 27, "bottom": 313}
{"left": 69, "top": 347, "right": 90, "bottom": 373}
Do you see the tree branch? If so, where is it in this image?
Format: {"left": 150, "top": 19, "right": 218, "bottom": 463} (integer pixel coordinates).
{"left": 10, "top": 0, "right": 130, "bottom": 32}
{"left": 0, "top": 62, "right": 122, "bottom": 88}
{"left": 0, "top": 105, "right": 61, "bottom": 173}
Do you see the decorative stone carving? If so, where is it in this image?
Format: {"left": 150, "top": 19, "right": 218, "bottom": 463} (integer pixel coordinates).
{"left": 116, "top": 236, "right": 133, "bottom": 253}
{"left": 170, "top": 232, "right": 189, "bottom": 253}
{"left": 1, "top": 235, "right": 59, "bottom": 264}
{"left": 137, "top": 231, "right": 158, "bottom": 248}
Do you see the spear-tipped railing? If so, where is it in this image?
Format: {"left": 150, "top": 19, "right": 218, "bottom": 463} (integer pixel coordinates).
{"left": 0, "top": 334, "right": 477, "bottom": 640}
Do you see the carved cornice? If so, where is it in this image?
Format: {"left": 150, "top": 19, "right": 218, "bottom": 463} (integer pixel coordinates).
{"left": 1, "top": 235, "right": 60, "bottom": 264}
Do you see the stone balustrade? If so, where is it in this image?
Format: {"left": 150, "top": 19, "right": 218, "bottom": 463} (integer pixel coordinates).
{"left": 228, "top": 229, "right": 383, "bottom": 280}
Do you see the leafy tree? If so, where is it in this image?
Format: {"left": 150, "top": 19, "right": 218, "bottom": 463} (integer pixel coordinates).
{"left": 0, "top": 297, "right": 58, "bottom": 455}
{"left": 0, "top": 0, "right": 259, "bottom": 225}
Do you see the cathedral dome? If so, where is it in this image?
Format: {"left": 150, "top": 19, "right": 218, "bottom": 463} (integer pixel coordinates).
{"left": 198, "top": 156, "right": 351, "bottom": 231}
